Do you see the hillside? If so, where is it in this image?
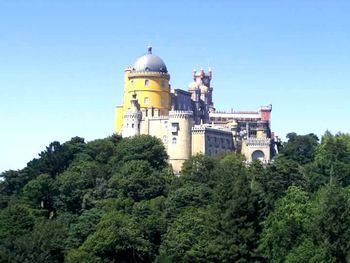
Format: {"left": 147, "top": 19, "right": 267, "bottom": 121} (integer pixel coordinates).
{"left": 1, "top": 132, "right": 350, "bottom": 262}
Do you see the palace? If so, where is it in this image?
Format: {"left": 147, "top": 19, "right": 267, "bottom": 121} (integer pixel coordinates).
{"left": 115, "top": 47, "right": 276, "bottom": 173}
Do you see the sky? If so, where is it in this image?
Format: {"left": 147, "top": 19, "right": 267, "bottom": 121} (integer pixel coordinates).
{"left": 1, "top": 0, "right": 349, "bottom": 172}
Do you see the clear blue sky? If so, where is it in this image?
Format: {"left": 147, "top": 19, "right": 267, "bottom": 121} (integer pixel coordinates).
{"left": 1, "top": 0, "right": 349, "bottom": 172}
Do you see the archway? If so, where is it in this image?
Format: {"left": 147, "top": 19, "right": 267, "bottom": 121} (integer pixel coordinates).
{"left": 252, "top": 150, "right": 265, "bottom": 161}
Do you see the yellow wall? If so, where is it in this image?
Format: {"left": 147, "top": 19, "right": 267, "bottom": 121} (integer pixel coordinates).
{"left": 115, "top": 69, "right": 171, "bottom": 134}
{"left": 192, "top": 131, "right": 205, "bottom": 155}
{"left": 124, "top": 76, "right": 170, "bottom": 110}
{"left": 115, "top": 106, "right": 124, "bottom": 134}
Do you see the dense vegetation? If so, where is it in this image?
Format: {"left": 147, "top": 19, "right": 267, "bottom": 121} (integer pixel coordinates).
{"left": 1, "top": 131, "right": 350, "bottom": 262}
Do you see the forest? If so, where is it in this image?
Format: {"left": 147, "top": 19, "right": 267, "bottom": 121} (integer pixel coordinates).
{"left": 1, "top": 131, "right": 350, "bottom": 262}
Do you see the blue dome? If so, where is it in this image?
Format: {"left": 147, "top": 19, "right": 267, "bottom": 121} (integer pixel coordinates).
{"left": 133, "top": 47, "right": 168, "bottom": 73}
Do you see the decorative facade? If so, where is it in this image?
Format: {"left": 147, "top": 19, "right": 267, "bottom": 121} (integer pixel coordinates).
{"left": 115, "top": 47, "right": 276, "bottom": 173}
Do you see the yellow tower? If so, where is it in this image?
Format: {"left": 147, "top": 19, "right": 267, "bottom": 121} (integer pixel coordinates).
{"left": 115, "top": 47, "right": 171, "bottom": 134}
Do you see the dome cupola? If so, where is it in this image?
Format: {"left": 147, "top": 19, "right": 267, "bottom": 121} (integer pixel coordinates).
{"left": 133, "top": 46, "right": 168, "bottom": 73}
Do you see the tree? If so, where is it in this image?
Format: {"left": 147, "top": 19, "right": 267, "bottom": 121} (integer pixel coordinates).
{"left": 259, "top": 186, "right": 310, "bottom": 262}
{"left": 65, "top": 208, "right": 103, "bottom": 249}
{"left": 0, "top": 201, "right": 39, "bottom": 262}
{"left": 180, "top": 154, "right": 217, "bottom": 187}
{"left": 113, "top": 135, "right": 168, "bottom": 170}
{"left": 285, "top": 239, "right": 335, "bottom": 263}
{"left": 80, "top": 211, "right": 151, "bottom": 262}
{"left": 307, "top": 186, "right": 350, "bottom": 262}
{"left": 22, "top": 173, "right": 57, "bottom": 212}
{"left": 0, "top": 170, "right": 30, "bottom": 197}
{"left": 164, "top": 182, "right": 212, "bottom": 219}
{"left": 132, "top": 197, "right": 167, "bottom": 259}
{"left": 108, "top": 160, "right": 170, "bottom": 202}
{"left": 2, "top": 219, "right": 68, "bottom": 263}
{"left": 85, "top": 137, "right": 119, "bottom": 164}
{"left": 158, "top": 208, "right": 210, "bottom": 262}
{"left": 56, "top": 156, "right": 99, "bottom": 213}
{"left": 27, "top": 137, "right": 86, "bottom": 177}
{"left": 256, "top": 157, "right": 306, "bottom": 212}
{"left": 280, "top": 133, "right": 319, "bottom": 165}
{"left": 212, "top": 155, "right": 263, "bottom": 262}
{"left": 312, "top": 132, "right": 350, "bottom": 188}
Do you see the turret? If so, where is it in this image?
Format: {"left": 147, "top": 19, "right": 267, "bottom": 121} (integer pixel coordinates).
{"left": 167, "top": 110, "right": 193, "bottom": 174}
{"left": 121, "top": 93, "right": 142, "bottom": 138}
{"left": 115, "top": 47, "right": 171, "bottom": 135}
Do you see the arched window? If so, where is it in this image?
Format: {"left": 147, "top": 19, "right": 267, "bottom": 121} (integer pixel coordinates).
{"left": 252, "top": 150, "right": 265, "bottom": 161}
{"left": 172, "top": 137, "right": 177, "bottom": 144}
{"left": 144, "top": 79, "right": 149, "bottom": 87}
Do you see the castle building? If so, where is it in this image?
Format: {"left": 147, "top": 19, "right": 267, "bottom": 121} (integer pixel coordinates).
{"left": 115, "top": 47, "right": 275, "bottom": 173}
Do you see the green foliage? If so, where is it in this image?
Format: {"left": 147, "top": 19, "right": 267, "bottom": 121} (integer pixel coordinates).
{"left": 164, "top": 182, "right": 212, "bottom": 219}
{"left": 65, "top": 208, "right": 102, "bottom": 249}
{"left": 0, "top": 170, "right": 30, "bottom": 197}
{"left": 307, "top": 186, "right": 350, "bottom": 261}
{"left": 259, "top": 185, "right": 350, "bottom": 262}
{"left": 158, "top": 207, "right": 210, "bottom": 262}
{"left": 56, "top": 155, "right": 99, "bottom": 213}
{"left": 27, "top": 137, "right": 86, "bottom": 177}
{"left": 259, "top": 186, "right": 310, "bottom": 262}
{"left": 114, "top": 135, "right": 168, "bottom": 169}
{"left": 0, "top": 217, "right": 67, "bottom": 263}
{"left": 285, "top": 239, "right": 336, "bottom": 263}
{"left": 0, "top": 201, "right": 36, "bottom": 240}
{"left": 1, "top": 132, "right": 350, "bottom": 262}
{"left": 65, "top": 249, "right": 103, "bottom": 263}
{"left": 81, "top": 211, "right": 152, "bottom": 262}
{"left": 22, "top": 173, "right": 56, "bottom": 211}
{"left": 108, "top": 160, "right": 171, "bottom": 202}
{"left": 281, "top": 132, "right": 319, "bottom": 164}
{"left": 180, "top": 154, "right": 217, "bottom": 185}
{"left": 211, "top": 155, "right": 263, "bottom": 262}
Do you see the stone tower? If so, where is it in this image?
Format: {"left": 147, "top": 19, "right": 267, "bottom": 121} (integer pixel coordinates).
{"left": 121, "top": 93, "right": 142, "bottom": 138}
{"left": 167, "top": 110, "right": 193, "bottom": 174}
{"left": 188, "top": 68, "right": 214, "bottom": 124}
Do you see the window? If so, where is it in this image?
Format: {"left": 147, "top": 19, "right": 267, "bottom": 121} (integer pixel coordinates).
{"left": 144, "top": 79, "right": 149, "bottom": 87}
{"left": 171, "top": 122, "right": 179, "bottom": 133}
{"left": 130, "top": 80, "right": 134, "bottom": 87}
{"left": 132, "top": 124, "right": 134, "bottom": 128}
{"left": 163, "top": 135, "right": 168, "bottom": 143}
{"left": 161, "top": 80, "right": 166, "bottom": 88}
{"left": 172, "top": 137, "right": 177, "bottom": 144}
{"left": 144, "top": 97, "right": 149, "bottom": 104}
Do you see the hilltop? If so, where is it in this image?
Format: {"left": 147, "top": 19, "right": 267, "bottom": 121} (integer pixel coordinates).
{"left": 1, "top": 132, "right": 350, "bottom": 262}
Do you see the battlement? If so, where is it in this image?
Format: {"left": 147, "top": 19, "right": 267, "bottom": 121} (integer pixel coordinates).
{"left": 128, "top": 71, "right": 170, "bottom": 80}
{"left": 259, "top": 104, "right": 272, "bottom": 112}
{"left": 147, "top": 115, "right": 169, "bottom": 120}
{"left": 169, "top": 110, "right": 193, "bottom": 119}
{"left": 193, "top": 68, "right": 212, "bottom": 80}
{"left": 191, "top": 125, "right": 232, "bottom": 135}
{"left": 124, "top": 111, "right": 142, "bottom": 119}
{"left": 245, "top": 138, "right": 271, "bottom": 146}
